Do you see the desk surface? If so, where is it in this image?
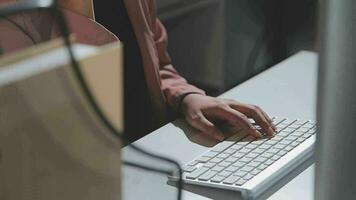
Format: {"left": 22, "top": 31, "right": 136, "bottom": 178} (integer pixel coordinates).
{"left": 122, "top": 51, "right": 317, "bottom": 200}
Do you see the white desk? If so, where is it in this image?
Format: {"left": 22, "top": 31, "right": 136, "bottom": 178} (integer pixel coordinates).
{"left": 122, "top": 51, "right": 317, "bottom": 200}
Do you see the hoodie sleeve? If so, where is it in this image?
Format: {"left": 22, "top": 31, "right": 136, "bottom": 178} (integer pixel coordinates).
{"left": 154, "top": 19, "right": 206, "bottom": 112}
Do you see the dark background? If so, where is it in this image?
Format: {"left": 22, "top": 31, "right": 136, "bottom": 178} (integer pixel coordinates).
{"left": 95, "top": 0, "right": 317, "bottom": 96}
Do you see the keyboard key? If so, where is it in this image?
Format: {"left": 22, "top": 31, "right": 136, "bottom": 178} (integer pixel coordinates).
{"left": 277, "top": 150, "right": 288, "bottom": 157}
{"left": 274, "top": 144, "right": 287, "bottom": 149}
{"left": 293, "top": 121, "right": 305, "bottom": 126}
{"left": 276, "top": 122, "right": 287, "bottom": 127}
{"left": 245, "top": 144, "right": 259, "bottom": 150}
{"left": 186, "top": 167, "right": 209, "bottom": 179}
{"left": 247, "top": 143, "right": 259, "bottom": 149}
{"left": 254, "top": 139, "right": 268, "bottom": 145}
{"left": 210, "top": 157, "right": 223, "bottom": 163}
{"left": 296, "top": 137, "right": 306, "bottom": 143}
{"left": 225, "top": 166, "right": 239, "bottom": 172}
{"left": 204, "top": 162, "right": 217, "bottom": 168}
{"left": 234, "top": 170, "right": 248, "bottom": 177}
{"left": 275, "top": 127, "right": 285, "bottom": 132}
{"left": 260, "top": 152, "right": 274, "bottom": 158}
{"left": 247, "top": 161, "right": 260, "bottom": 168}
{"left": 254, "top": 156, "right": 268, "bottom": 163}
{"left": 240, "top": 166, "right": 254, "bottom": 172}
{"left": 196, "top": 156, "right": 211, "bottom": 163}
{"left": 235, "top": 179, "right": 247, "bottom": 186}
{"left": 285, "top": 135, "right": 298, "bottom": 141}
{"left": 266, "top": 148, "right": 279, "bottom": 154}
{"left": 198, "top": 171, "right": 218, "bottom": 181}
{"left": 212, "top": 142, "right": 232, "bottom": 152}
{"left": 259, "top": 144, "right": 272, "bottom": 150}
{"left": 226, "top": 156, "right": 239, "bottom": 163}
{"left": 285, "top": 146, "right": 294, "bottom": 151}
{"left": 211, "top": 175, "right": 226, "bottom": 183}
{"left": 291, "top": 131, "right": 304, "bottom": 137}
{"left": 297, "top": 127, "right": 310, "bottom": 133}
{"left": 224, "top": 148, "right": 237, "bottom": 154}
{"left": 306, "top": 130, "right": 316, "bottom": 135}
{"left": 232, "top": 161, "right": 245, "bottom": 168}
{"left": 279, "top": 139, "right": 292, "bottom": 145}
{"left": 258, "top": 164, "right": 268, "bottom": 170}
{"left": 203, "top": 151, "right": 219, "bottom": 158}
{"left": 187, "top": 161, "right": 198, "bottom": 166}
{"left": 246, "top": 152, "right": 259, "bottom": 158}
{"left": 285, "top": 119, "right": 298, "bottom": 125}
{"left": 270, "top": 155, "right": 281, "bottom": 161}
{"left": 238, "top": 148, "right": 251, "bottom": 154}
{"left": 218, "top": 161, "right": 232, "bottom": 167}
{"left": 271, "top": 135, "right": 284, "bottom": 141}
{"left": 243, "top": 173, "right": 254, "bottom": 180}
{"left": 239, "top": 157, "right": 253, "bottom": 163}
{"left": 288, "top": 124, "right": 302, "bottom": 129}
{"left": 217, "top": 153, "right": 230, "bottom": 159}
{"left": 223, "top": 175, "right": 241, "bottom": 185}
{"left": 218, "top": 170, "right": 233, "bottom": 177}
{"left": 238, "top": 141, "right": 251, "bottom": 146}
{"left": 283, "top": 127, "right": 296, "bottom": 133}
{"left": 250, "top": 169, "right": 261, "bottom": 175}
{"left": 290, "top": 141, "right": 299, "bottom": 147}
{"left": 279, "top": 119, "right": 293, "bottom": 127}
{"left": 303, "top": 123, "right": 315, "bottom": 129}
{"left": 265, "top": 160, "right": 274, "bottom": 166}
{"left": 278, "top": 131, "right": 290, "bottom": 137}
{"left": 211, "top": 165, "right": 225, "bottom": 172}
{"left": 251, "top": 148, "right": 265, "bottom": 154}
{"left": 301, "top": 135, "right": 311, "bottom": 140}
{"left": 264, "top": 139, "right": 278, "bottom": 145}
{"left": 183, "top": 166, "right": 197, "bottom": 172}
{"left": 279, "top": 123, "right": 290, "bottom": 128}
{"left": 231, "top": 144, "right": 244, "bottom": 150}
{"left": 232, "top": 152, "right": 245, "bottom": 158}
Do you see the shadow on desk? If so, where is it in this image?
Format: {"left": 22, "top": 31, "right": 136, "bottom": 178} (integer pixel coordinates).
{"left": 167, "top": 180, "right": 243, "bottom": 200}
{"left": 172, "top": 120, "right": 219, "bottom": 147}
{"left": 172, "top": 120, "right": 246, "bottom": 148}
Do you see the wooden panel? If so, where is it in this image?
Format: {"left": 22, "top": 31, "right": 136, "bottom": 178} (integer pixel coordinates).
{"left": 0, "top": 42, "right": 123, "bottom": 200}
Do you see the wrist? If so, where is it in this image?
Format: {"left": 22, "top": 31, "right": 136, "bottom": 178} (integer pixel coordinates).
{"left": 178, "top": 92, "right": 203, "bottom": 113}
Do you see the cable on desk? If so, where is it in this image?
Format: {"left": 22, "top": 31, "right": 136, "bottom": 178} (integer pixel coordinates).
{"left": 123, "top": 161, "right": 172, "bottom": 175}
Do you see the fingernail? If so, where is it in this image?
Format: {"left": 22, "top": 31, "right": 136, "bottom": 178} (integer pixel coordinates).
{"left": 254, "top": 131, "right": 262, "bottom": 138}
{"left": 217, "top": 134, "right": 225, "bottom": 141}
{"left": 268, "top": 127, "right": 275, "bottom": 136}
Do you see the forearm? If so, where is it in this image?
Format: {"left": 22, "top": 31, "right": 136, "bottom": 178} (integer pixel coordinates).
{"left": 160, "top": 65, "right": 205, "bottom": 113}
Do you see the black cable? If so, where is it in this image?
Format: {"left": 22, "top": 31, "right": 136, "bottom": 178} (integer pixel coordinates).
{"left": 123, "top": 161, "right": 172, "bottom": 175}
{"left": 52, "top": 4, "right": 183, "bottom": 200}
{"left": 0, "top": 1, "right": 183, "bottom": 199}
{"left": 0, "top": 16, "right": 37, "bottom": 44}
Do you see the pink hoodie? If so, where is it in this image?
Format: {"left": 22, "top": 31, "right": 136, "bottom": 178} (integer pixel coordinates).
{"left": 0, "top": 0, "right": 205, "bottom": 123}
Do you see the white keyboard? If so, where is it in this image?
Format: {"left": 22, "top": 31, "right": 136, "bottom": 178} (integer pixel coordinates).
{"left": 172, "top": 117, "right": 317, "bottom": 190}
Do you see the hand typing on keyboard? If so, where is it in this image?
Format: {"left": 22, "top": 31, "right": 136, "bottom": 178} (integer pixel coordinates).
{"left": 177, "top": 117, "right": 317, "bottom": 187}
{"left": 180, "top": 94, "right": 276, "bottom": 141}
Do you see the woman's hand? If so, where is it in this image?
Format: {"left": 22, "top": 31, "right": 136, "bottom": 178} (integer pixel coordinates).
{"left": 181, "top": 94, "right": 276, "bottom": 141}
